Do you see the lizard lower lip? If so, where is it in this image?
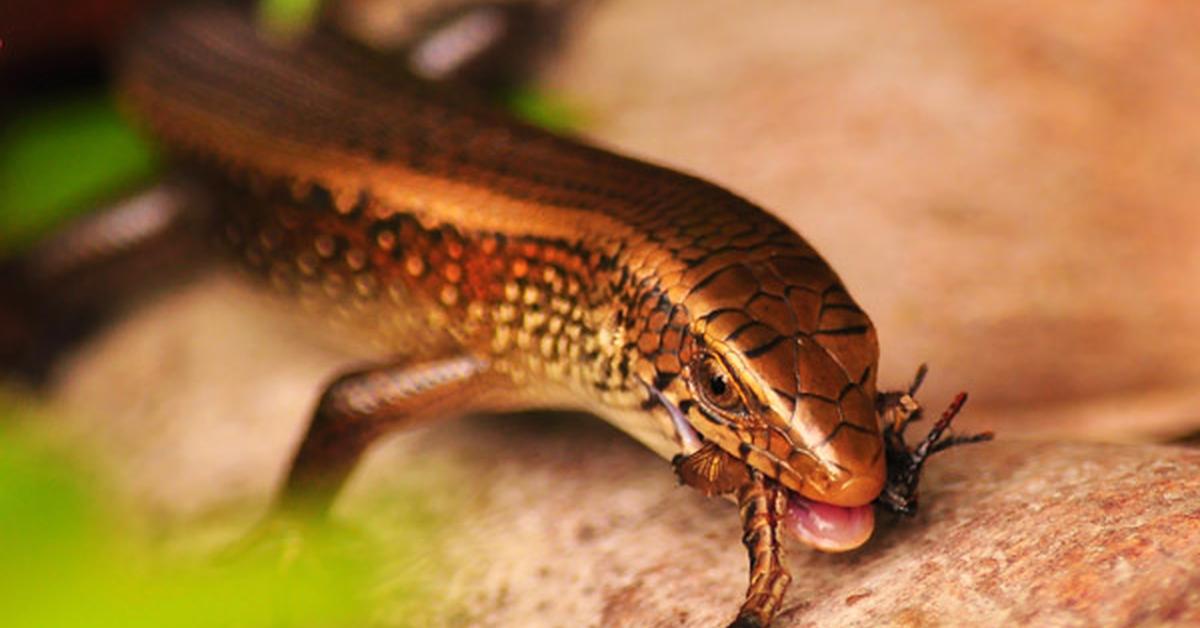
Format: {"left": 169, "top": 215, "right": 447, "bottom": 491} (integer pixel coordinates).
{"left": 783, "top": 493, "right": 875, "bottom": 552}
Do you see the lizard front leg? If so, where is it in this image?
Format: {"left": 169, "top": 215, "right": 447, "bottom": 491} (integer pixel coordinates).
{"left": 672, "top": 442, "right": 792, "bottom": 627}
{"left": 730, "top": 470, "right": 791, "bottom": 628}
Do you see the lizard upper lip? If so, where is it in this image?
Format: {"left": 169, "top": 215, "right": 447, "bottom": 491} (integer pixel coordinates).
{"left": 783, "top": 491, "right": 875, "bottom": 552}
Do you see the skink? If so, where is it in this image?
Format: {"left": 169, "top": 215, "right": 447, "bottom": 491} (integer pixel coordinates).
{"left": 112, "top": 5, "right": 986, "bottom": 626}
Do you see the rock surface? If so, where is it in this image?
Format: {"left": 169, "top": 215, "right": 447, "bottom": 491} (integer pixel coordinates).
{"left": 403, "top": 428, "right": 1200, "bottom": 627}
{"left": 48, "top": 276, "right": 1200, "bottom": 627}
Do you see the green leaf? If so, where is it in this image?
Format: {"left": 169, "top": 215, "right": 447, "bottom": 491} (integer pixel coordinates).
{"left": 0, "top": 96, "right": 159, "bottom": 252}
{"left": 505, "top": 87, "right": 585, "bottom": 133}
{"left": 258, "top": 0, "right": 323, "bottom": 35}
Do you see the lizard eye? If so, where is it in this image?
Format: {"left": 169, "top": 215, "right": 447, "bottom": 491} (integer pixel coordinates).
{"left": 693, "top": 353, "right": 747, "bottom": 415}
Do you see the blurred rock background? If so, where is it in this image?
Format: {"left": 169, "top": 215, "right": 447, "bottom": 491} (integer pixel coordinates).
{"left": 550, "top": 0, "right": 1200, "bottom": 443}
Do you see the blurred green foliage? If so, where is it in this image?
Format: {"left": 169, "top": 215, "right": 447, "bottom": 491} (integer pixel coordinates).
{"left": 0, "top": 408, "right": 393, "bottom": 627}
{"left": 258, "top": 0, "right": 322, "bottom": 35}
{"left": 0, "top": 97, "right": 159, "bottom": 253}
{"left": 506, "top": 87, "right": 584, "bottom": 134}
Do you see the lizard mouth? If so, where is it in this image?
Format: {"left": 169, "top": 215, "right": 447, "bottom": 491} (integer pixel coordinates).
{"left": 782, "top": 492, "right": 875, "bottom": 552}
{"left": 647, "top": 379, "right": 876, "bottom": 551}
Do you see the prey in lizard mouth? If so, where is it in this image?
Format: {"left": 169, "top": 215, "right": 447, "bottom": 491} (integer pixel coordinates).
{"left": 663, "top": 353, "right": 991, "bottom": 627}
{"left": 874, "top": 365, "right": 994, "bottom": 516}
{"left": 671, "top": 367, "right": 987, "bottom": 553}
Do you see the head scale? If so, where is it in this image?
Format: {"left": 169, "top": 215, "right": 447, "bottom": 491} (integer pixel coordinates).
{"left": 663, "top": 250, "right": 886, "bottom": 507}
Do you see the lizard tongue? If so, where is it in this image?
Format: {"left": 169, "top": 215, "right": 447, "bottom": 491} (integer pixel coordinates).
{"left": 783, "top": 493, "right": 875, "bottom": 552}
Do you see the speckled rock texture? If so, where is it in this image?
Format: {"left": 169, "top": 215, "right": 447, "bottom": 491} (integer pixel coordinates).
{"left": 33, "top": 0, "right": 1200, "bottom": 626}
{"left": 47, "top": 280, "right": 1200, "bottom": 626}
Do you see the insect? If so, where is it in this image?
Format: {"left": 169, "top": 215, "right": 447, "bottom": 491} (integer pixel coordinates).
{"left": 6, "top": 3, "right": 992, "bottom": 625}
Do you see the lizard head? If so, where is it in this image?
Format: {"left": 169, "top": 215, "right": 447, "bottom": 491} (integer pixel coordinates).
{"left": 653, "top": 249, "right": 886, "bottom": 551}
{"left": 679, "top": 327, "right": 885, "bottom": 508}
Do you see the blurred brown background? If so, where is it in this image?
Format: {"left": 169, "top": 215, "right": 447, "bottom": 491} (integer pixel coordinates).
{"left": 550, "top": 0, "right": 1200, "bottom": 442}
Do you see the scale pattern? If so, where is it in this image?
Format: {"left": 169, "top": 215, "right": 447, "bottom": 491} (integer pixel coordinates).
{"left": 118, "top": 4, "right": 884, "bottom": 499}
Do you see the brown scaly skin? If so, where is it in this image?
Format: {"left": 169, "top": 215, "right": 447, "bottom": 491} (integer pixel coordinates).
{"left": 114, "top": 6, "right": 989, "bottom": 625}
